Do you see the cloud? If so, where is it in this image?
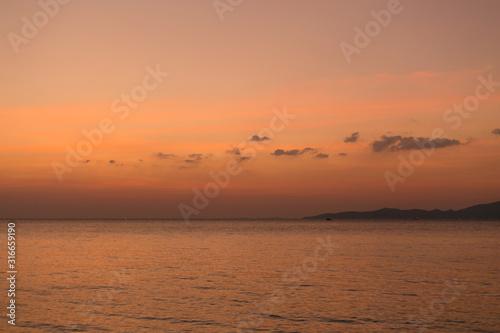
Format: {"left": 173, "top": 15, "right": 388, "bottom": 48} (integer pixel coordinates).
{"left": 184, "top": 157, "right": 201, "bottom": 163}
{"left": 344, "top": 132, "right": 359, "bottom": 143}
{"left": 315, "top": 153, "right": 329, "bottom": 159}
{"left": 271, "top": 147, "right": 318, "bottom": 156}
{"left": 492, "top": 128, "right": 500, "bottom": 136}
{"left": 79, "top": 160, "right": 90, "bottom": 164}
{"left": 177, "top": 153, "right": 212, "bottom": 169}
{"left": 249, "top": 135, "right": 270, "bottom": 142}
{"left": 237, "top": 156, "right": 252, "bottom": 162}
{"left": 272, "top": 149, "right": 299, "bottom": 156}
{"left": 184, "top": 153, "right": 211, "bottom": 164}
{"left": 154, "top": 152, "right": 177, "bottom": 159}
{"left": 108, "top": 160, "right": 124, "bottom": 166}
{"left": 371, "top": 135, "right": 465, "bottom": 152}
{"left": 226, "top": 148, "right": 253, "bottom": 162}
{"left": 338, "top": 153, "right": 347, "bottom": 157}
{"left": 226, "top": 147, "right": 242, "bottom": 155}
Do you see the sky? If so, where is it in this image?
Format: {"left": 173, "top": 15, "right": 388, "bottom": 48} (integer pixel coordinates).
{"left": 1, "top": 0, "right": 499, "bottom": 219}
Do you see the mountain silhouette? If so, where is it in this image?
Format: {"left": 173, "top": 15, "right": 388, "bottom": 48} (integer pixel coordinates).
{"left": 304, "top": 201, "right": 500, "bottom": 220}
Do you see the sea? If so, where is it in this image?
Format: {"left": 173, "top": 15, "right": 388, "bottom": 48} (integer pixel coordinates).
{"left": 2, "top": 219, "right": 499, "bottom": 332}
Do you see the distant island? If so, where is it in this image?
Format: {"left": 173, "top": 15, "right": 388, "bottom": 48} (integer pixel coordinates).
{"left": 304, "top": 201, "right": 500, "bottom": 220}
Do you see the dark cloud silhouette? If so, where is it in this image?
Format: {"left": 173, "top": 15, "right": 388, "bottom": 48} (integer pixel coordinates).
{"left": 187, "top": 153, "right": 203, "bottom": 160}
{"left": 338, "top": 153, "right": 347, "bottom": 157}
{"left": 237, "top": 156, "right": 252, "bottom": 162}
{"left": 226, "top": 148, "right": 252, "bottom": 162}
{"left": 154, "top": 152, "right": 177, "bottom": 159}
{"left": 271, "top": 147, "right": 318, "bottom": 156}
{"left": 79, "top": 160, "right": 90, "bottom": 164}
{"left": 108, "top": 160, "right": 124, "bottom": 166}
{"left": 139, "top": 159, "right": 143, "bottom": 162}
{"left": 249, "top": 135, "right": 270, "bottom": 142}
{"left": 177, "top": 153, "right": 213, "bottom": 169}
{"left": 315, "top": 153, "right": 329, "bottom": 159}
{"left": 372, "top": 135, "right": 465, "bottom": 152}
{"left": 226, "top": 147, "right": 242, "bottom": 155}
{"left": 344, "top": 132, "right": 359, "bottom": 143}
{"left": 492, "top": 128, "right": 500, "bottom": 136}
{"left": 272, "top": 149, "right": 299, "bottom": 156}
{"left": 184, "top": 157, "right": 201, "bottom": 163}
{"left": 184, "top": 153, "right": 210, "bottom": 164}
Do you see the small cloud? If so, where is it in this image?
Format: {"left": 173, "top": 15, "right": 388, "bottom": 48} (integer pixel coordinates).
{"left": 409, "top": 118, "right": 418, "bottom": 123}
{"left": 272, "top": 149, "right": 298, "bottom": 156}
{"left": 492, "top": 128, "right": 500, "bottom": 136}
{"left": 302, "top": 147, "right": 317, "bottom": 153}
{"left": 154, "top": 152, "right": 177, "bottom": 159}
{"left": 109, "top": 160, "right": 115, "bottom": 164}
{"left": 226, "top": 147, "right": 242, "bottom": 155}
{"left": 271, "top": 147, "right": 318, "bottom": 156}
{"left": 226, "top": 148, "right": 252, "bottom": 162}
{"left": 183, "top": 153, "right": 210, "bottom": 165}
{"left": 79, "top": 160, "right": 91, "bottom": 164}
{"left": 338, "top": 153, "right": 347, "bottom": 157}
{"left": 249, "top": 135, "right": 270, "bottom": 142}
{"left": 371, "top": 135, "right": 465, "bottom": 152}
{"left": 139, "top": 159, "right": 143, "bottom": 162}
{"left": 237, "top": 156, "right": 252, "bottom": 162}
{"left": 315, "top": 153, "right": 329, "bottom": 159}
{"left": 344, "top": 132, "right": 359, "bottom": 143}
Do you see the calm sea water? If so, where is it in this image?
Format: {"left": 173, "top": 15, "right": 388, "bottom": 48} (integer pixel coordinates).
{"left": 2, "top": 220, "right": 499, "bottom": 332}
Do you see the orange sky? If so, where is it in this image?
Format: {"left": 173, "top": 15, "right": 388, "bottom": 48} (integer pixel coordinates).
{"left": 1, "top": 0, "right": 499, "bottom": 218}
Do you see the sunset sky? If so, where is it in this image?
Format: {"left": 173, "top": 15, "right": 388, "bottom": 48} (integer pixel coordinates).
{"left": 1, "top": 0, "right": 499, "bottom": 218}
